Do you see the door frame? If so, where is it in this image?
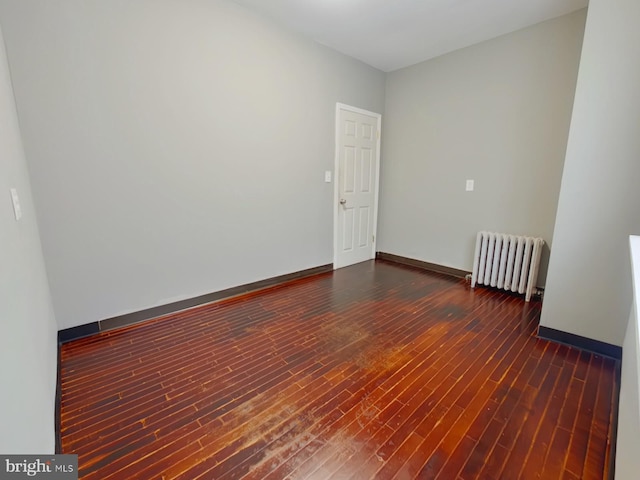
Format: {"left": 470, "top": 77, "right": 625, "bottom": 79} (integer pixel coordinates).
{"left": 333, "top": 102, "right": 382, "bottom": 269}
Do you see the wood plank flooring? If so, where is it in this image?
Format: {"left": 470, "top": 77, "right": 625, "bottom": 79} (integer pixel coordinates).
{"left": 59, "top": 260, "right": 618, "bottom": 479}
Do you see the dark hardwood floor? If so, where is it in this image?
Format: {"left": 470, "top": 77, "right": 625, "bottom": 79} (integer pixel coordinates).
{"left": 59, "top": 260, "right": 618, "bottom": 479}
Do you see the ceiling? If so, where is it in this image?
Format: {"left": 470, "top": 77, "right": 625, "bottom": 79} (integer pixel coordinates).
{"left": 229, "top": 0, "right": 588, "bottom": 72}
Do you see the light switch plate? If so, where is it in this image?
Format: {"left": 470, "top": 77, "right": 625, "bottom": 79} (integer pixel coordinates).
{"left": 466, "top": 179, "right": 474, "bottom": 192}
{"left": 325, "top": 171, "right": 332, "bottom": 183}
{"left": 10, "top": 188, "right": 22, "bottom": 220}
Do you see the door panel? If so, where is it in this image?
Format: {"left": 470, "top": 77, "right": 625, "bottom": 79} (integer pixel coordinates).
{"left": 335, "top": 105, "right": 380, "bottom": 269}
{"left": 358, "top": 206, "right": 370, "bottom": 248}
{"left": 361, "top": 149, "right": 373, "bottom": 192}
{"left": 342, "top": 207, "right": 354, "bottom": 252}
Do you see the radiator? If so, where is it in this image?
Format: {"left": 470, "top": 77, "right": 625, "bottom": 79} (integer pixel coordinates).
{"left": 471, "top": 231, "right": 544, "bottom": 302}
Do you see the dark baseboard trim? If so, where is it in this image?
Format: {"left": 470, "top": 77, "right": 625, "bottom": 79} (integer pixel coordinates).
{"left": 57, "top": 263, "right": 333, "bottom": 344}
{"left": 537, "top": 326, "right": 622, "bottom": 360}
{"left": 376, "top": 252, "right": 470, "bottom": 279}
{"left": 58, "top": 322, "right": 100, "bottom": 344}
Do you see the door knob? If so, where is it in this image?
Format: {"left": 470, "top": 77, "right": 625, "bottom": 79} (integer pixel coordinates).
{"left": 339, "top": 199, "right": 347, "bottom": 205}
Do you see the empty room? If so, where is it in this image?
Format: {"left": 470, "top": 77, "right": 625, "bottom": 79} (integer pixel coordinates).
{"left": 1, "top": 0, "right": 640, "bottom": 479}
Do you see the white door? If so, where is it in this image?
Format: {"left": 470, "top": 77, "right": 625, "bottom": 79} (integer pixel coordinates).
{"left": 334, "top": 103, "right": 381, "bottom": 269}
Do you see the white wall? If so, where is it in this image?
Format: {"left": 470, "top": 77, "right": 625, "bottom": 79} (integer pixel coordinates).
{"left": 0, "top": 0, "right": 386, "bottom": 329}
{"left": 0, "top": 25, "right": 58, "bottom": 453}
{"left": 378, "top": 10, "right": 586, "bottom": 285}
{"left": 539, "top": 0, "right": 640, "bottom": 346}
{"left": 616, "top": 237, "right": 640, "bottom": 479}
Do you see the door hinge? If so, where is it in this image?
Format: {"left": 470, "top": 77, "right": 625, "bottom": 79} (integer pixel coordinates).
{"left": 373, "top": 234, "right": 376, "bottom": 243}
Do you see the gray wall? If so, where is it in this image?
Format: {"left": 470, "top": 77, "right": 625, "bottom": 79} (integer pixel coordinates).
{"left": 616, "top": 239, "right": 640, "bottom": 479}
{"left": 378, "top": 10, "right": 586, "bottom": 285}
{"left": 539, "top": 0, "right": 640, "bottom": 347}
{"left": 0, "top": 24, "right": 58, "bottom": 453}
{"left": 0, "top": 0, "right": 386, "bottom": 330}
